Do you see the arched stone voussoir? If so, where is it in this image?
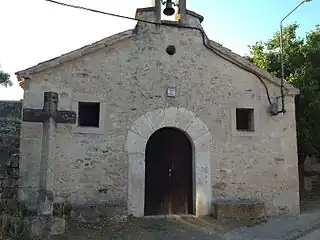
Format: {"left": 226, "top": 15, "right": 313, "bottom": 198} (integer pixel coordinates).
{"left": 145, "top": 109, "right": 165, "bottom": 131}
{"left": 126, "top": 107, "right": 213, "bottom": 217}
{"left": 130, "top": 114, "right": 154, "bottom": 139}
{"left": 125, "top": 130, "right": 147, "bottom": 154}
{"left": 194, "top": 131, "right": 212, "bottom": 153}
{"left": 186, "top": 117, "right": 210, "bottom": 140}
{"left": 158, "top": 107, "right": 179, "bottom": 129}
{"left": 127, "top": 152, "right": 145, "bottom": 217}
{"left": 176, "top": 107, "right": 197, "bottom": 132}
{"left": 143, "top": 107, "right": 199, "bottom": 134}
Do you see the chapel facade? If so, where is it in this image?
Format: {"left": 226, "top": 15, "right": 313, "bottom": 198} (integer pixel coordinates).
{"left": 15, "top": 0, "right": 300, "bottom": 217}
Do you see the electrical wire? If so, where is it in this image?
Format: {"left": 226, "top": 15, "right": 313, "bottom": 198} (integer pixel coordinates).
{"left": 45, "top": 0, "right": 274, "bottom": 107}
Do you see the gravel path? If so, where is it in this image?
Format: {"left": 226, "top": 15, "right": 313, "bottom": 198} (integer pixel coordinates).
{"left": 52, "top": 209, "right": 320, "bottom": 240}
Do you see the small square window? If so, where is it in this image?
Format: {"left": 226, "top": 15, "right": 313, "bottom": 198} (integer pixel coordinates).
{"left": 236, "top": 108, "right": 254, "bottom": 132}
{"left": 78, "top": 102, "right": 100, "bottom": 127}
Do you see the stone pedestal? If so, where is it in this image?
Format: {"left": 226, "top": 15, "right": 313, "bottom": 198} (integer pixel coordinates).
{"left": 213, "top": 199, "right": 266, "bottom": 225}
{"left": 24, "top": 215, "right": 66, "bottom": 239}
{"left": 50, "top": 217, "right": 67, "bottom": 235}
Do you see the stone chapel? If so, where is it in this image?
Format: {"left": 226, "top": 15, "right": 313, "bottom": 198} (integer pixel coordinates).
{"left": 15, "top": 0, "right": 300, "bottom": 218}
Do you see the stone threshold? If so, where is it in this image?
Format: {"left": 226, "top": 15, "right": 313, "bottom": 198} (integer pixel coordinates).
{"left": 141, "top": 214, "right": 197, "bottom": 220}
{"left": 140, "top": 214, "right": 228, "bottom": 236}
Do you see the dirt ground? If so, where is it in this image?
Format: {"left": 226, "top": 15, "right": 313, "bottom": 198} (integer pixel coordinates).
{"left": 52, "top": 216, "right": 229, "bottom": 240}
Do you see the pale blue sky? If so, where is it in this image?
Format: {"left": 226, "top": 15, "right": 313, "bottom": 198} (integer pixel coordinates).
{"left": 0, "top": 0, "right": 317, "bottom": 100}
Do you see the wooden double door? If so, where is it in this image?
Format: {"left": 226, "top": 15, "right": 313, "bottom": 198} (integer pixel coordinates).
{"left": 144, "top": 127, "right": 193, "bottom": 216}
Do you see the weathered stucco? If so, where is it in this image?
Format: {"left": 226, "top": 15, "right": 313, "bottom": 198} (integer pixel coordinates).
{"left": 16, "top": 7, "right": 299, "bottom": 217}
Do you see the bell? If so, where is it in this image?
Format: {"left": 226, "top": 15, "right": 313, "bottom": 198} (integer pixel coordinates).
{"left": 163, "top": 0, "right": 175, "bottom": 16}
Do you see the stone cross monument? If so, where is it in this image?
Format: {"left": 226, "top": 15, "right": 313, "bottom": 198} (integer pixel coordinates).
{"left": 22, "top": 91, "right": 76, "bottom": 236}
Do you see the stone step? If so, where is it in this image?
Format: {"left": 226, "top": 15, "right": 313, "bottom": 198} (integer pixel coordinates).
{"left": 212, "top": 199, "right": 267, "bottom": 225}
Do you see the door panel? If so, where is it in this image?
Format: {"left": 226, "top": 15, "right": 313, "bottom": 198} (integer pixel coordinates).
{"left": 144, "top": 128, "right": 193, "bottom": 216}
{"left": 144, "top": 130, "right": 169, "bottom": 215}
{"left": 169, "top": 129, "right": 192, "bottom": 214}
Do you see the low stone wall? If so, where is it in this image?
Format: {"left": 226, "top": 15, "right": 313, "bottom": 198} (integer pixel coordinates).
{"left": 0, "top": 100, "right": 24, "bottom": 238}
{"left": 69, "top": 202, "right": 127, "bottom": 223}
{"left": 0, "top": 154, "right": 19, "bottom": 201}
{"left": 213, "top": 199, "right": 266, "bottom": 225}
{"left": 0, "top": 100, "right": 22, "bottom": 203}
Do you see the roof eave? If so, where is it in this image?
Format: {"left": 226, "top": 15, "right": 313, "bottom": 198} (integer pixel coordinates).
{"left": 15, "top": 29, "right": 133, "bottom": 79}
{"left": 207, "top": 40, "right": 300, "bottom": 96}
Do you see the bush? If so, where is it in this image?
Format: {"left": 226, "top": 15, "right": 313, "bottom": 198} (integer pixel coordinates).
{"left": 0, "top": 200, "right": 25, "bottom": 239}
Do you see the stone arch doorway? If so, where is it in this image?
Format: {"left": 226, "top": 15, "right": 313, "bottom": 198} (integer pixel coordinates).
{"left": 126, "top": 107, "right": 212, "bottom": 217}
{"left": 144, "top": 127, "right": 193, "bottom": 216}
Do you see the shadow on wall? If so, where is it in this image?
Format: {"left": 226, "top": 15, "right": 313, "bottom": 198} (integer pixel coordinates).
{"left": 300, "top": 154, "right": 320, "bottom": 211}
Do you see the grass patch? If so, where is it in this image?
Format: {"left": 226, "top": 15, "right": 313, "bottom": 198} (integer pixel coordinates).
{"left": 0, "top": 199, "right": 25, "bottom": 239}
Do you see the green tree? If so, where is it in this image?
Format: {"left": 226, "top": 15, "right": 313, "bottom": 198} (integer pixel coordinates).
{"left": 0, "top": 68, "right": 12, "bottom": 87}
{"left": 247, "top": 23, "right": 320, "bottom": 160}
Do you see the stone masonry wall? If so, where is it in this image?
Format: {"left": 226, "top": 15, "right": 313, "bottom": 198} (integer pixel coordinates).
{"left": 19, "top": 12, "right": 299, "bottom": 216}
{"left": 0, "top": 101, "right": 22, "bottom": 203}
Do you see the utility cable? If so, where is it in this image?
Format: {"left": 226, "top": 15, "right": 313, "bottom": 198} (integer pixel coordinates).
{"left": 45, "top": 0, "right": 276, "bottom": 108}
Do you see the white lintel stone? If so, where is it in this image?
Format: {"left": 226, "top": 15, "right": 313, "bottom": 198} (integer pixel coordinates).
{"left": 131, "top": 115, "right": 154, "bottom": 139}
{"left": 125, "top": 130, "right": 147, "bottom": 154}
{"left": 196, "top": 186, "right": 212, "bottom": 216}
{"left": 195, "top": 152, "right": 211, "bottom": 174}
{"left": 128, "top": 153, "right": 145, "bottom": 217}
{"left": 195, "top": 151, "right": 212, "bottom": 216}
{"left": 176, "top": 107, "right": 196, "bottom": 131}
{"left": 187, "top": 117, "right": 209, "bottom": 140}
